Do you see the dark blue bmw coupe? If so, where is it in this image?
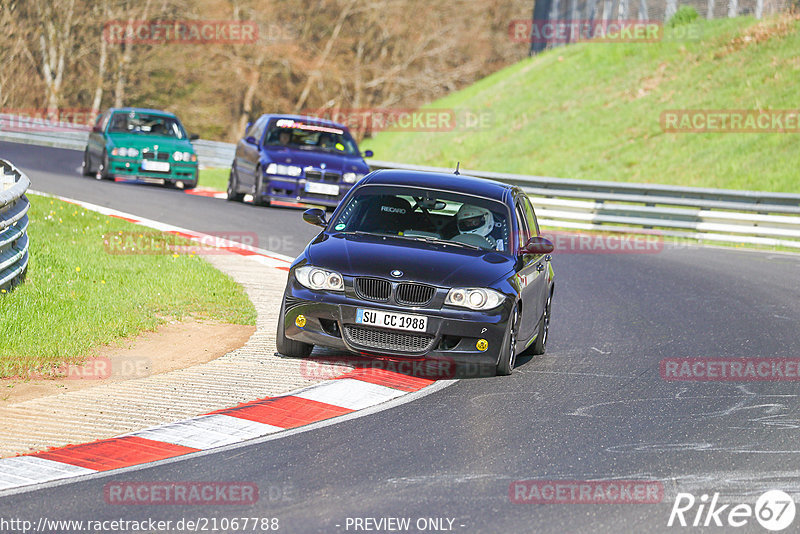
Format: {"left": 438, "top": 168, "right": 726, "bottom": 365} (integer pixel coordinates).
{"left": 227, "top": 114, "right": 372, "bottom": 208}
{"left": 276, "top": 169, "right": 555, "bottom": 375}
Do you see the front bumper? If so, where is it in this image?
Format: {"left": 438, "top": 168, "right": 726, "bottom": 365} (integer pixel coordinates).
{"left": 281, "top": 285, "right": 513, "bottom": 370}
{"left": 108, "top": 157, "right": 198, "bottom": 184}
{"left": 261, "top": 174, "right": 355, "bottom": 207}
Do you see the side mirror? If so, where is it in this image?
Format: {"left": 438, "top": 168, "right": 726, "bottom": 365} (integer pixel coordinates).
{"left": 523, "top": 236, "right": 554, "bottom": 255}
{"left": 245, "top": 136, "right": 257, "bottom": 145}
{"left": 303, "top": 208, "right": 327, "bottom": 228}
{"left": 189, "top": 133, "right": 199, "bottom": 141}
{"left": 92, "top": 124, "right": 103, "bottom": 133}
{"left": 362, "top": 150, "right": 373, "bottom": 158}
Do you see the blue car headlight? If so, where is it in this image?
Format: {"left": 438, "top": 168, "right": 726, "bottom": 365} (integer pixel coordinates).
{"left": 445, "top": 288, "right": 505, "bottom": 310}
{"left": 295, "top": 266, "right": 344, "bottom": 291}
{"left": 342, "top": 172, "right": 365, "bottom": 183}
{"left": 266, "top": 163, "right": 302, "bottom": 176}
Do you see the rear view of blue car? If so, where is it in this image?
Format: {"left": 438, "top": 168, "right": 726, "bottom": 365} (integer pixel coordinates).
{"left": 227, "top": 115, "right": 373, "bottom": 208}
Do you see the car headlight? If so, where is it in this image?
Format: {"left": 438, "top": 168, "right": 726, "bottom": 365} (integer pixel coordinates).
{"left": 112, "top": 147, "right": 139, "bottom": 157}
{"left": 295, "top": 266, "right": 344, "bottom": 291}
{"left": 173, "top": 151, "right": 193, "bottom": 162}
{"left": 445, "top": 288, "right": 505, "bottom": 310}
{"left": 266, "top": 163, "right": 302, "bottom": 176}
{"left": 342, "top": 172, "right": 365, "bottom": 183}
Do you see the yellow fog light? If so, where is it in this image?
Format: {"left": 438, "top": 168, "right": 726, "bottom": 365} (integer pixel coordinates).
{"left": 476, "top": 339, "right": 489, "bottom": 352}
{"left": 295, "top": 315, "right": 307, "bottom": 328}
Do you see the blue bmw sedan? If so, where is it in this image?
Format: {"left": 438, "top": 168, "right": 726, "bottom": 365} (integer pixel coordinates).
{"left": 227, "top": 114, "right": 372, "bottom": 208}
{"left": 276, "top": 169, "right": 555, "bottom": 376}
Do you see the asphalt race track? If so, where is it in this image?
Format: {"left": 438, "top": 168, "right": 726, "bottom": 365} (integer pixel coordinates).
{"left": 2, "top": 140, "right": 800, "bottom": 533}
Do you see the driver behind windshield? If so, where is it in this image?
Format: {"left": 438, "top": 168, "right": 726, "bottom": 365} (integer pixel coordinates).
{"left": 452, "top": 204, "right": 498, "bottom": 250}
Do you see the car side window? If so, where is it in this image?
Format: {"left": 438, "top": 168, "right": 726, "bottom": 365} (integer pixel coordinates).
{"left": 522, "top": 195, "right": 540, "bottom": 236}
{"left": 94, "top": 112, "right": 109, "bottom": 132}
{"left": 246, "top": 118, "right": 264, "bottom": 139}
{"left": 515, "top": 200, "right": 529, "bottom": 251}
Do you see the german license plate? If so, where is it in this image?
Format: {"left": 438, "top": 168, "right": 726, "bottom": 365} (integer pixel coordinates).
{"left": 356, "top": 309, "right": 428, "bottom": 332}
{"left": 305, "top": 182, "right": 340, "bottom": 196}
{"left": 142, "top": 160, "right": 170, "bottom": 172}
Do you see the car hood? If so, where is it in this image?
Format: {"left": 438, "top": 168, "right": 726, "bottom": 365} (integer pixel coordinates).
{"left": 106, "top": 132, "right": 193, "bottom": 151}
{"left": 264, "top": 148, "right": 368, "bottom": 173}
{"left": 305, "top": 233, "right": 515, "bottom": 288}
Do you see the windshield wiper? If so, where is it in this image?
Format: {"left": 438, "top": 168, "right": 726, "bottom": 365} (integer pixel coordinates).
{"left": 405, "top": 235, "right": 482, "bottom": 250}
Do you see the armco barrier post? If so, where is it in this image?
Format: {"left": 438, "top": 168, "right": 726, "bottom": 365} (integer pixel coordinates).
{"left": 0, "top": 159, "right": 31, "bottom": 292}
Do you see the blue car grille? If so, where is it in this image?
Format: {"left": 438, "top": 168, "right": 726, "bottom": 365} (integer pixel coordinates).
{"left": 344, "top": 325, "right": 434, "bottom": 353}
{"left": 305, "top": 169, "right": 341, "bottom": 183}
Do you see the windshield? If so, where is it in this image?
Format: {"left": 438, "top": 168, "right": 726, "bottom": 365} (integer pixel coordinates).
{"left": 264, "top": 118, "right": 359, "bottom": 155}
{"left": 107, "top": 112, "right": 187, "bottom": 139}
{"left": 331, "top": 186, "right": 511, "bottom": 252}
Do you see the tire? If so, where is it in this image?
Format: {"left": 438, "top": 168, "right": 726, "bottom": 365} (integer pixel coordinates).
{"left": 531, "top": 288, "right": 552, "bottom": 356}
{"left": 496, "top": 305, "right": 519, "bottom": 376}
{"left": 276, "top": 299, "right": 313, "bottom": 358}
{"left": 96, "top": 151, "right": 111, "bottom": 180}
{"left": 253, "top": 169, "right": 271, "bottom": 207}
{"left": 81, "top": 149, "right": 93, "bottom": 176}
{"left": 227, "top": 164, "right": 245, "bottom": 202}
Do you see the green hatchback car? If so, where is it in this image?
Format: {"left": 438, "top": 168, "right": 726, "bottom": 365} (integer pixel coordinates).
{"left": 82, "top": 107, "right": 199, "bottom": 189}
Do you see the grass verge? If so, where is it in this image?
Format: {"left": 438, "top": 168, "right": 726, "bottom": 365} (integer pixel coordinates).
{"left": 361, "top": 14, "right": 800, "bottom": 193}
{"left": 199, "top": 167, "right": 230, "bottom": 192}
{"left": 0, "top": 193, "right": 256, "bottom": 378}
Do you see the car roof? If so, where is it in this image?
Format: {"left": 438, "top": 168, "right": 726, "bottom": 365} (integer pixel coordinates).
{"left": 108, "top": 107, "right": 177, "bottom": 118}
{"left": 258, "top": 113, "right": 350, "bottom": 132}
{"left": 360, "top": 169, "right": 514, "bottom": 202}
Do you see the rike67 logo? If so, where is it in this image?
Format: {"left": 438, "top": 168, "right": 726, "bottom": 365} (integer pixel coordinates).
{"left": 668, "top": 490, "right": 796, "bottom": 531}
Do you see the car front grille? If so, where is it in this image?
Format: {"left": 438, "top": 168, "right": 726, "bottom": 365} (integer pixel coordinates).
{"left": 142, "top": 151, "right": 169, "bottom": 161}
{"left": 323, "top": 171, "right": 341, "bottom": 183}
{"left": 304, "top": 169, "right": 340, "bottom": 183}
{"left": 344, "top": 325, "right": 434, "bottom": 353}
{"left": 395, "top": 283, "right": 436, "bottom": 306}
{"left": 354, "top": 277, "right": 391, "bottom": 302}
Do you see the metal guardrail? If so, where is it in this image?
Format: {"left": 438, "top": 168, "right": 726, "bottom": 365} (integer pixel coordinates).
{"left": 2, "top": 125, "right": 800, "bottom": 249}
{"left": 367, "top": 161, "right": 800, "bottom": 249}
{"left": 0, "top": 159, "right": 30, "bottom": 291}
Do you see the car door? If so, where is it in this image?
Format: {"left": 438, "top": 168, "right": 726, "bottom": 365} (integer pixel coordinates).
{"left": 522, "top": 194, "right": 549, "bottom": 329}
{"left": 88, "top": 111, "right": 109, "bottom": 161}
{"left": 514, "top": 195, "right": 547, "bottom": 344}
{"left": 235, "top": 117, "right": 265, "bottom": 189}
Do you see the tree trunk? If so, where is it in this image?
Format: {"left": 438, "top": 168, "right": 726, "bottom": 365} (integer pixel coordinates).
{"left": 665, "top": 0, "right": 677, "bottom": 21}
{"left": 294, "top": 0, "right": 357, "bottom": 112}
